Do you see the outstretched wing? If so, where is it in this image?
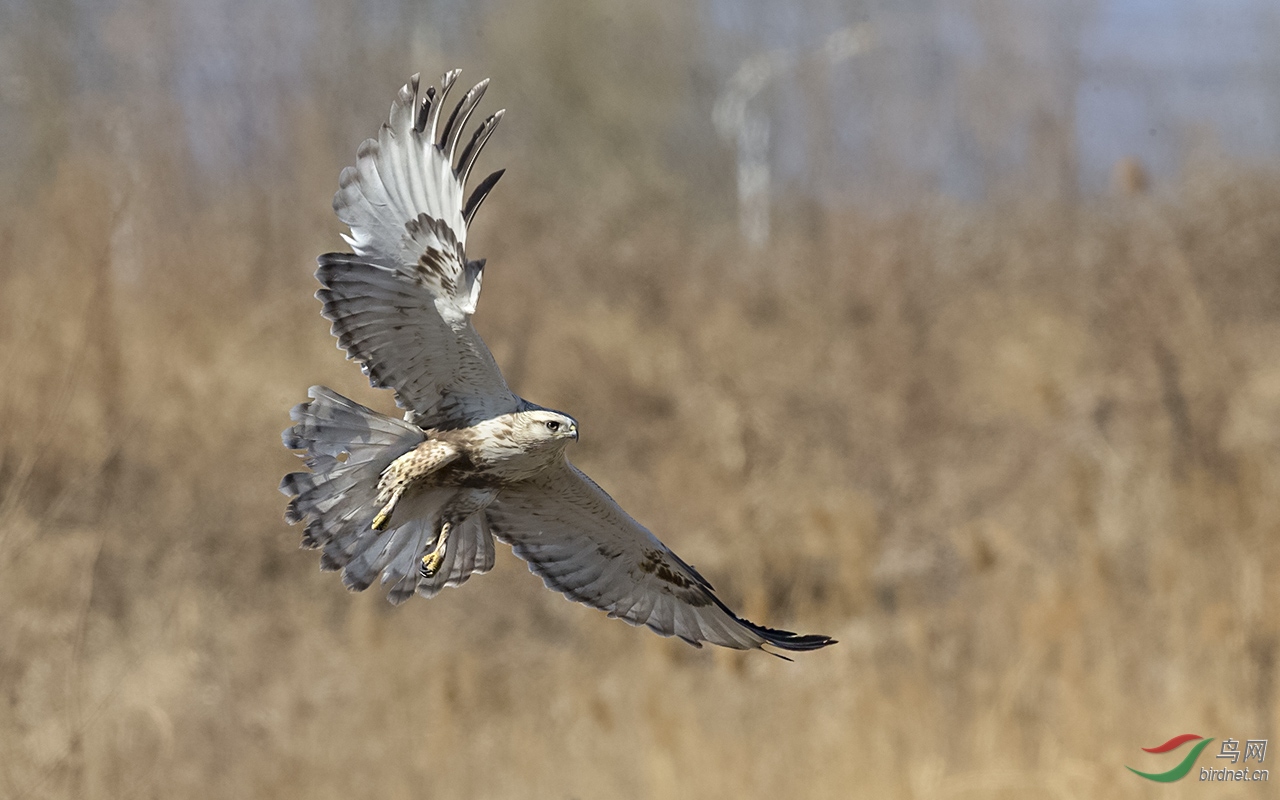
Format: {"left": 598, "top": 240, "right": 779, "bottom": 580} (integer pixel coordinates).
{"left": 320, "top": 70, "right": 517, "bottom": 427}
{"left": 485, "top": 462, "right": 836, "bottom": 654}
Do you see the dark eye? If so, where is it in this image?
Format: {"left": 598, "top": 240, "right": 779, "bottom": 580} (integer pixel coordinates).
{"left": 545, "top": 420, "right": 560, "bottom": 432}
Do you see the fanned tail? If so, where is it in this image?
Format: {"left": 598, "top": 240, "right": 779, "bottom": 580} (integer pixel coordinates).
{"left": 281, "top": 386, "right": 423, "bottom": 567}
{"left": 281, "top": 386, "right": 496, "bottom": 602}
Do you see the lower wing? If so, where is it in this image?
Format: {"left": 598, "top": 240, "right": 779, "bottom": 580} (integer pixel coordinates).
{"left": 485, "top": 461, "right": 836, "bottom": 654}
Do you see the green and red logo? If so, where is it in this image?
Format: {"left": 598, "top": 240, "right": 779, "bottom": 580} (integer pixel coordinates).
{"left": 1127, "top": 734, "right": 1215, "bottom": 782}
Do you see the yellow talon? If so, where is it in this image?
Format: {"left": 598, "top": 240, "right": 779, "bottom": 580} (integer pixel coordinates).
{"left": 419, "top": 521, "right": 452, "bottom": 578}
{"left": 420, "top": 550, "right": 444, "bottom": 578}
{"left": 372, "top": 509, "right": 391, "bottom": 531}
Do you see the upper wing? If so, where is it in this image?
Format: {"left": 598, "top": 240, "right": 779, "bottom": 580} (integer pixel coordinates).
{"left": 320, "top": 70, "right": 517, "bottom": 426}
{"left": 485, "top": 461, "right": 836, "bottom": 654}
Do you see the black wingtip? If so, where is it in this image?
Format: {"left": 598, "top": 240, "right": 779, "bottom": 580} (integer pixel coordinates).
{"left": 456, "top": 109, "right": 504, "bottom": 186}
{"left": 705, "top": 591, "right": 837, "bottom": 654}
{"left": 463, "top": 168, "right": 504, "bottom": 227}
{"left": 749, "top": 622, "right": 838, "bottom": 653}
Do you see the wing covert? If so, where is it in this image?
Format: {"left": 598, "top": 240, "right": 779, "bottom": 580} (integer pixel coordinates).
{"left": 485, "top": 462, "right": 836, "bottom": 654}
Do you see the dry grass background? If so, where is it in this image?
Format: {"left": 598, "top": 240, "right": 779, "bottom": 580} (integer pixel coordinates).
{"left": 3, "top": 4, "right": 1280, "bottom": 798}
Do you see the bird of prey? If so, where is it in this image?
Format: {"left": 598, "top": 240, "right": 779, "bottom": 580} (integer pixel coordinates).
{"left": 281, "top": 69, "right": 834, "bottom": 655}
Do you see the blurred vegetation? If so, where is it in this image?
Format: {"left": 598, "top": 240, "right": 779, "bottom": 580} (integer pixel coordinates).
{"left": 2, "top": 1, "right": 1279, "bottom": 798}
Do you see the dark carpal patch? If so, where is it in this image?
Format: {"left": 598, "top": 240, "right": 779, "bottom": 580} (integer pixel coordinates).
{"left": 638, "top": 549, "right": 710, "bottom": 604}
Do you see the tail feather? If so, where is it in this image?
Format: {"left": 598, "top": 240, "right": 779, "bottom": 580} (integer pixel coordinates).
{"left": 282, "top": 385, "right": 422, "bottom": 576}
{"left": 373, "top": 525, "right": 429, "bottom": 599}
{"left": 284, "top": 386, "right": 419, "bottom": 454}
{"left": 282, "top": 385, "right": 495, "bottom": 602}
{"left": 418, "top": 513, "right": 496, "bottom": 599}
{"left": 385, "top": 521, "right": 437, "bottom": 604}
{"left": 341, "top": 510, "right": 496, "bottom": 602}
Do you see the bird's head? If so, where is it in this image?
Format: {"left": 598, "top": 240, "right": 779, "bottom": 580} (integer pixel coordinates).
{"left": 515, "top": 409, "right": 579, "bottom": 449}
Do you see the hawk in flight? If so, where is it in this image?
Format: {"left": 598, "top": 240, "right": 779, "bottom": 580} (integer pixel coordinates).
{"left": 281, "top": 70, "right": 834, "bottom": 655}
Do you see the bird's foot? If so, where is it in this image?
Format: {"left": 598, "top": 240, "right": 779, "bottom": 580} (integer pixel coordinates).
{"left": 420, "top": 550, "right": 444, "bottom": 578}
{"left": 419, "top": 521, "right": 453, "bottom": 578}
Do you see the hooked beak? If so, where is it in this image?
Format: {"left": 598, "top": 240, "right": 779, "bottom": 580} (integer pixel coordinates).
{"left": 568, "top": 422, "right": 578, "bottom": 440}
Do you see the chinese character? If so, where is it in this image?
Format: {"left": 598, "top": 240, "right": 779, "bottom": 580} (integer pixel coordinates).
{"left": 1244, "top": 740, "right": 1267, "bottom": 763}
{"left": 1218, "top": 739, "right": 1241, "bottom": 763}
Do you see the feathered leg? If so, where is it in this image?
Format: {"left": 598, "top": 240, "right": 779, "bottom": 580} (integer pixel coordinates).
{"left": 371, "top": 439, "right": 461, "bottom": 531}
